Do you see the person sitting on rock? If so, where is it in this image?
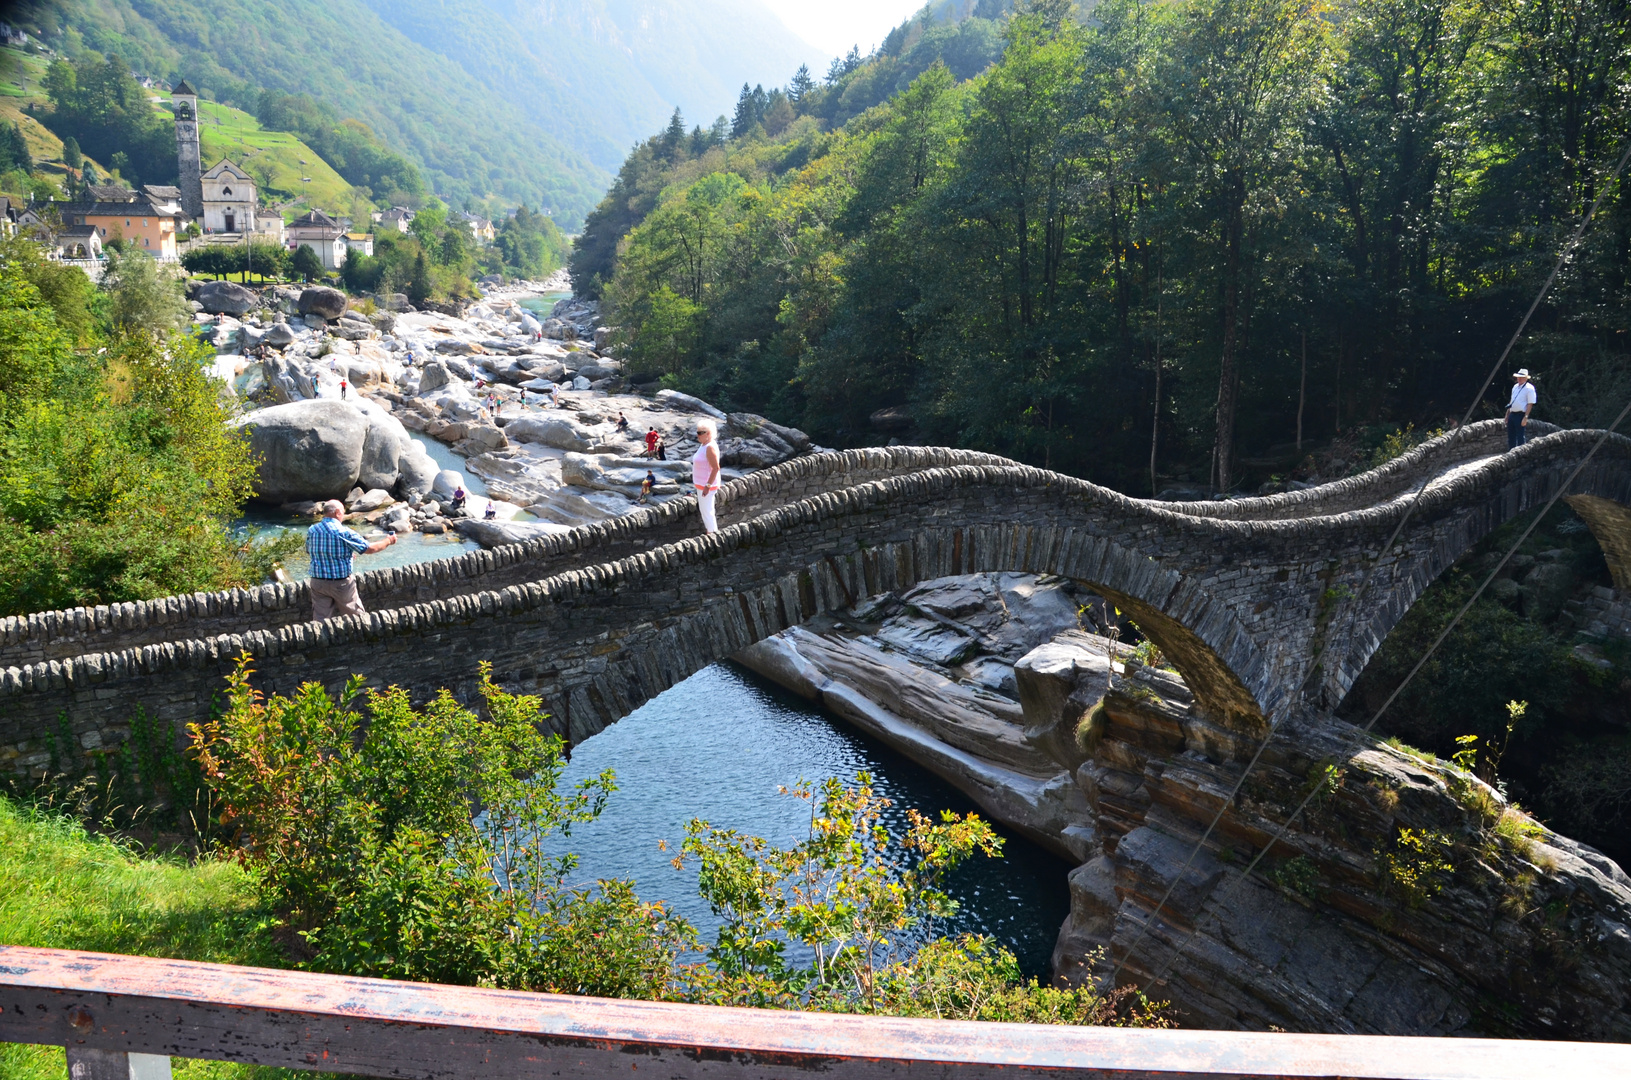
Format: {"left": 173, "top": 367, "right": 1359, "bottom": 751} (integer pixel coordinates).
{"left": 639, "top": 470, "right": 656, "bottom": 504}
{"left": 450, "top": 486, "right": 468, "bottom": 514}
{"left": 617, "top": 411, "right": 630, "bottom": 433}
{"left": 644, "top": 426, "right": 659, "bottom": 457}
{"left": 483, "top": 500, "right": 497, "bottom": 520}
{"left": 306, "top": 499, "right": 397, "bottom": 620}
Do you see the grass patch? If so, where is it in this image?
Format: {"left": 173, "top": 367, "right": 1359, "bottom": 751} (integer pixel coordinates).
{"left": 147, "top": 93, "right": 357, "bottom": 212}
{"left": 1383, "top": 735, "right": 1440, "bottom": 766}
{"left": 0, "top": 794, "right": 311, "bottom": 1079}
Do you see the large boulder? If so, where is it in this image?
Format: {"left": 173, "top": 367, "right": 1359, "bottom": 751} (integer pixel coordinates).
{"left": 418, "top": 360, "right": 451, "bottom": 393}
{"left": 198, "top": 280, "right": 258, "bottom": 316}
{"left": 431, "top": 469, "right": 469, "bottom": 501}
{"left": 239, "top": 399, "right": 368, "bottom": 502}
{"left": 297, "top": 286, "right": 348, "bottom": 320}
{"left": 505, "top": 414, "right": 594, "bottom": 451}
{"left": 356, "top": 402, "right": 410, "bottom": 491}
{"left": 396, "top": 444, "right": 439, "bottom": 499}
{"left": 655, "top": 388, "right": 727, "bottom": 420}
{"left": 560, "top": 452, "right": 683, "bottom": 497}
{"left": 452, "top": 518, "right": 573, "bottom": 549}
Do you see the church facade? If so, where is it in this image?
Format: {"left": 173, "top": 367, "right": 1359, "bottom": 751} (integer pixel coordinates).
{"left": 172, "top": 81, "right": 270, "bottom": 239}
{"left": 200, "top": 160, "right": 257, "bottom": 234}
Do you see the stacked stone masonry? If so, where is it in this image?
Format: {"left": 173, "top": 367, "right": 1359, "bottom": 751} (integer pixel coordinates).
{"left": 2, "top": 421, "right": 1629, "bottom": 782}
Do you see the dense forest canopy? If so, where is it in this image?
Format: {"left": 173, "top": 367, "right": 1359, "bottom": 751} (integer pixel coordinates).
{"left": 578, "top": 0, "right": 1631, "bottom": 495}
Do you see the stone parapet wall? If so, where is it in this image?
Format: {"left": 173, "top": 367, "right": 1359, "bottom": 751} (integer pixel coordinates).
{"left": 0, "top": 447, "right": 1014, "bottom": 669}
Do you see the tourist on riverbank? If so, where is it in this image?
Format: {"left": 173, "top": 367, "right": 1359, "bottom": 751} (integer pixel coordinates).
{"left": 657, "top": 438, "right": 668, "bottom": 461}
{"left": 640, "top": 470, "right": 656, "bottom": 504}
{"left": 1508, "top": 369, "right": 1537, "bottom": 449}
{"left": 644, "top": 426, "right": 659, "bottom": 457}
{"left": 693, "top": 418, "right": 722, "bottom": 533}
{"left": 306, "top": 500, "right": 396, "bottom": 620}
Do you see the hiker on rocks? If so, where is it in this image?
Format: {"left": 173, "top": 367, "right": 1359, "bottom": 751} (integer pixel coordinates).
{"left": 339, "top": 378, "right": 348, "bottom": 399}
{"left": 306, "top": 500, "right": 397, "bottom": 620}
{"left": 656, "top": 438, "right": 668, "bottom": 461}
{"left": 617, "top": 411, "right": 630, "bottom": 433}
{"left": 551, "top": 383, "right": 562, "bottom": 408}
{"left": 1507, "top": 368, "right": 1537, "bottom": 450}
{"left": 692, "top": 417, "right": 722, "bottom": 534}
{"left": 644, "top": 426, "right": 660, "bottom": 457}
{"left": 450, "top": 485, "right": 468, "bottom": 515}
{"left": 639, "top": 470, "right": 656, "bottom": 504}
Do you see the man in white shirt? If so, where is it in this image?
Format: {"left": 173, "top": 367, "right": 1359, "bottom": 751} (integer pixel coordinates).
{"left": 1507, "top": 368, "right": 1537, "bottom": 449}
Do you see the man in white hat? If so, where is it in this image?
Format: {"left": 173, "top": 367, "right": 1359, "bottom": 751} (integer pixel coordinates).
{"left": 1507, "top": 368, "right": 1537, "bottom": 450}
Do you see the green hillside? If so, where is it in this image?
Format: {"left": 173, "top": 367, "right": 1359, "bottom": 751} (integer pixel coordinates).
{"left": 178, "top": 95, "right": 360, "bottom": 217}
{"left": 18, "top": 0, "right": 608, "bottom": 225}
{"left": 14, "top": 0, "right": 823, "bottom": 228}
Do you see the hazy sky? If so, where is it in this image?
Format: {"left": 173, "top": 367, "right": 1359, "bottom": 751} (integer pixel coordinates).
{"left": 759, "top": 0, "right": 928, "bottom": 58}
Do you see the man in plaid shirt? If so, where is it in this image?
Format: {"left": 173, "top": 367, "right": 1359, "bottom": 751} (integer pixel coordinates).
{"left": 306, "top": 499, "right": 397, "bottom": 619}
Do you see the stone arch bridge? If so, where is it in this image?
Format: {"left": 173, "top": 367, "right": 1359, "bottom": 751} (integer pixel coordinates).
{"left": 2, "top": 419, "right": 1629, "bottom": 778}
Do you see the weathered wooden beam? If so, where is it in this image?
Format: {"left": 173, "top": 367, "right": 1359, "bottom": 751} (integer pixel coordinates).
{"left": 2, "top": 945, "right": 1628, "bottom": 1080}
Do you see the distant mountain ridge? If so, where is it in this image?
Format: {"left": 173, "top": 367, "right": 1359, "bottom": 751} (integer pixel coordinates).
{"left": 359, "top": 0, "right": 822, "bottom": 174}
{"left": 25, "top": 0, "right": 820, "bottom": 226}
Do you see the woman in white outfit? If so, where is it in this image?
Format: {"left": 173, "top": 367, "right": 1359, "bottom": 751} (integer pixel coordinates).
{"left": 692, "top": 418, "right": 722, "bottom": 533}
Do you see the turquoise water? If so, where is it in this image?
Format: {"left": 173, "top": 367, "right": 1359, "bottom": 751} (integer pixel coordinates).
{"left": 553, "top": 663, "right": 1071, "bottom": 977}
{"left": 518, "top": 292, "right": 571, "bottom": 317}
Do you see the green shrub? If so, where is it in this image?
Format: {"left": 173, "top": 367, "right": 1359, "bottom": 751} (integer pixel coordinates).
{"left": 190, "top": 656, "right": 692, "bottom": 995}
{"left": 1376, "top": 827, "right": 1454, "bottom": 908}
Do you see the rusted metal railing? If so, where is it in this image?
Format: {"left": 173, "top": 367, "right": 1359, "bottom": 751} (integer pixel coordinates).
{"left": 3, "top": 945, "right": 1628, "bottom": 1079}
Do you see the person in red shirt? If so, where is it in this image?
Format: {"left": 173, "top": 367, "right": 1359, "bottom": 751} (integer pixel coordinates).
{"left": 644, "top": 426, "right": 660, "bottom": 458}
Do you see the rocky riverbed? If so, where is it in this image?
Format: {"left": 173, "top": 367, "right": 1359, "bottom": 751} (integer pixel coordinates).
{"left": 736, "top": 573, "right": 1631, "bottom": 1038}
{"left": 198, "top": 280, "right": 813, "bottom": 545}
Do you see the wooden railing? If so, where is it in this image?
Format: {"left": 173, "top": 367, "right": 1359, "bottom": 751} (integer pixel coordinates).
{"left": 3, "top": 945, "right": 1628, "bottom": 1079}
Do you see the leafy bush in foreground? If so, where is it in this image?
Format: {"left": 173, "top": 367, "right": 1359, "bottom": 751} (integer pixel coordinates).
{"left": 190, "top": 655, "right": 1168, "bottom": 1025}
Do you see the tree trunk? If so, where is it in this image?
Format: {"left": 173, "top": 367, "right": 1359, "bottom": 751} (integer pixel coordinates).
{"left": 1296, "top": 329, "right": 1307, "bottom": 451}
{"left": 1150, "top": 248, "right": 1163, "bottom": 496}
{"left": 1212, "top": 191, "right": 1243, "bottom": 492}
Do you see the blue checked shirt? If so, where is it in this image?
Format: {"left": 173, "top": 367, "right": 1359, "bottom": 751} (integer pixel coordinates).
{"left": 306, "top": 516, "right": 370, "bottom": 579}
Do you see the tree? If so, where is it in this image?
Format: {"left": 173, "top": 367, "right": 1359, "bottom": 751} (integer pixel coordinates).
{"left": 661, "top": 108, "right": 687, "bottom": 161}
{"left": 101, "top": 249, "right": 189, "bottom": 332}
{"left": 789, "top": 64, "right": 815, "bottom": 103}
{"left": 61, "top": 136, "right": 82, "bottom": 170}
{"left": 0, "top": 123, "right": 32, "bottom": 174}
{"left": 1161, "top": 0, "right": 1330, "bottom": 491}
{"left": 763, "top": 93, "right": 796, "bottom": 137}
{"left": 407, "top": 249, "right": 433, "bottom": 306}
{"left": 291, "top": 244, "right": 326, "bottom": 283}
{"left": 731, "top": 84, "right": 758, "bottom": 138}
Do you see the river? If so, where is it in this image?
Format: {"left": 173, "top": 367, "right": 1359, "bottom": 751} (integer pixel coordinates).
{"left": 552, "top": 663, "right": 1070, "bottom": 977}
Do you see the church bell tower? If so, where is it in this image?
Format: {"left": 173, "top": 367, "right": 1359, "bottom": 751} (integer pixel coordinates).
{"left": 172, "top": 80, "right": 204, "bottom": 219}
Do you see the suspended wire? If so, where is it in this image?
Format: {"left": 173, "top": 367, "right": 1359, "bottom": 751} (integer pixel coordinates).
{"left": 1140, "top": 392, "right": 1631, "bottom": 992}
{"left": 1108, "top": 136, "right": 1631, "bottom": 989}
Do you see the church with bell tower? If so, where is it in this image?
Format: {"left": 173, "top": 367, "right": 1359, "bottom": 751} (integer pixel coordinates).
{"left": 171, "top": 81, "right": 259, "bottom": 235}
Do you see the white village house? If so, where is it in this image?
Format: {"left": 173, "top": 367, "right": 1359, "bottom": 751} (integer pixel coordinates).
{"left": 287, "top": 208, "right": 349, "bottom": 270}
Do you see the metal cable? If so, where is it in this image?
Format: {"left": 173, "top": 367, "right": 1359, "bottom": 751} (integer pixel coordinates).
{"left": 1108, "top": 137, "right": 1631, "bottom": 988}
{"left": 1139, "top": 393, "right": 1631, "bottom": 992}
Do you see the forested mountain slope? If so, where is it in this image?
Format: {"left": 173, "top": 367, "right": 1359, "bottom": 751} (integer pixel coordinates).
{"left": 19, "top": 0, "right": 818, "bottom": 226}
{"left": 581, "top": 0, "right": 1631, "bottom": 491}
